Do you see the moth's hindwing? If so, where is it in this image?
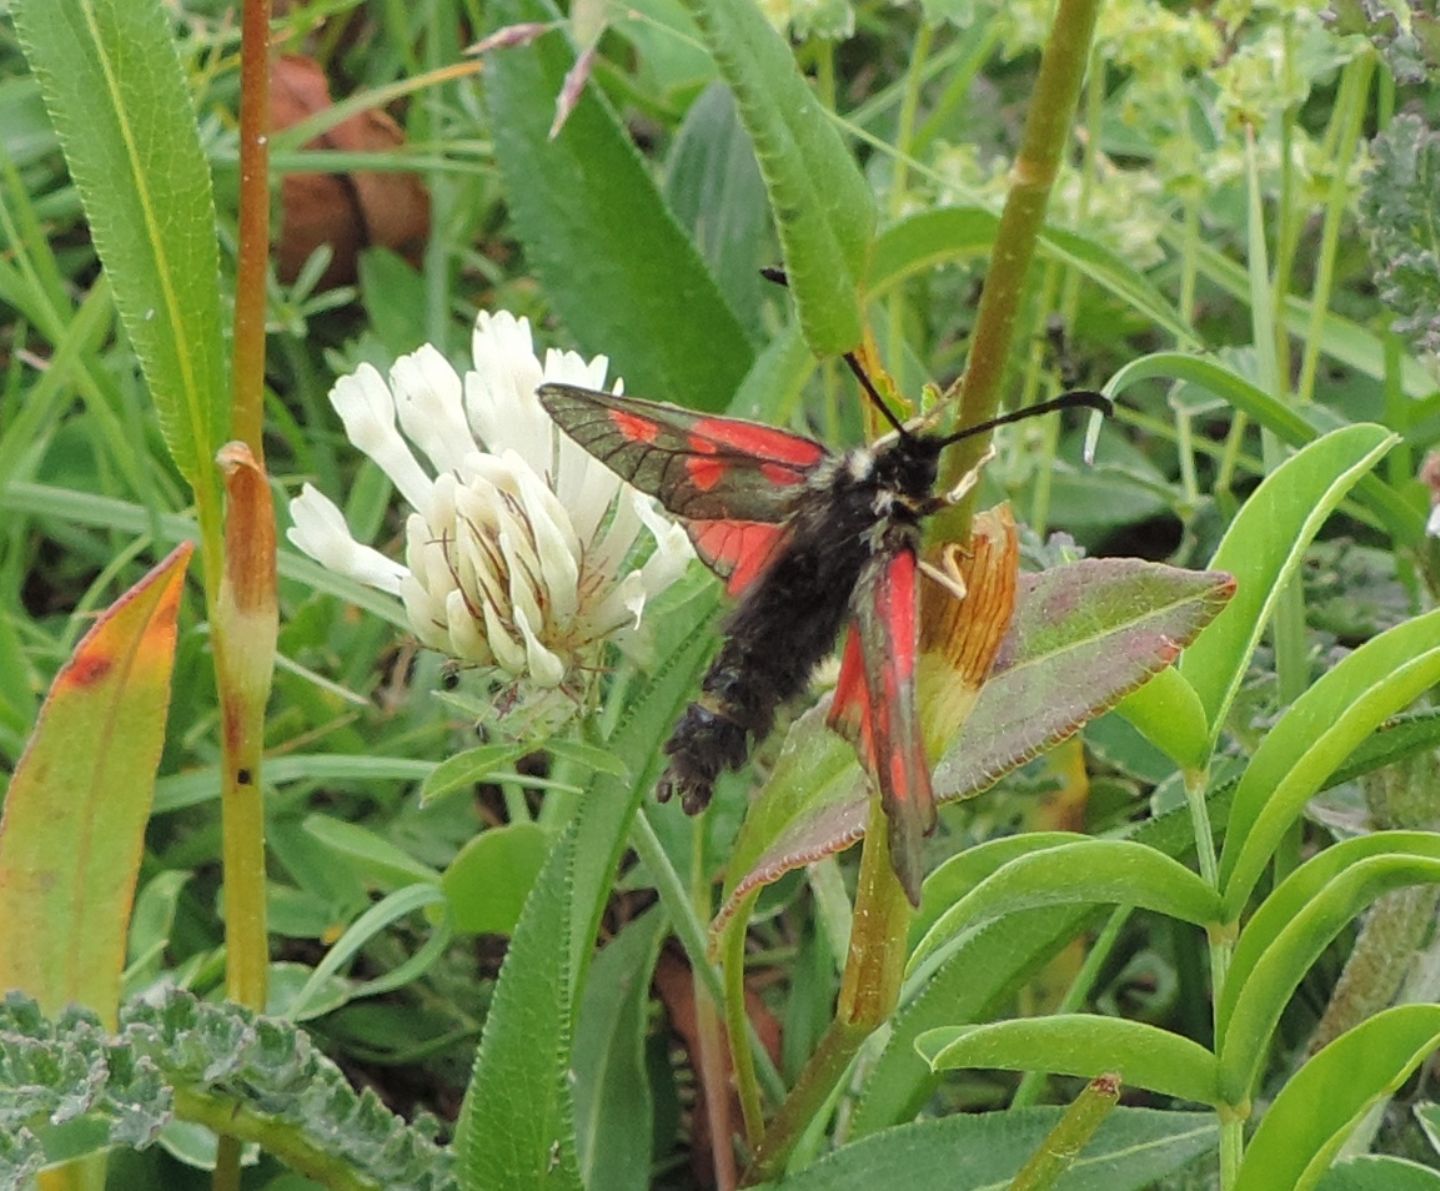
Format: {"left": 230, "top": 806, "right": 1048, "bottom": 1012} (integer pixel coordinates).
{"left": 686, "top": 520, "right": 791, "bottom": 595}
{"left": 538, "top": 383, "right": 829, "bottom": 523}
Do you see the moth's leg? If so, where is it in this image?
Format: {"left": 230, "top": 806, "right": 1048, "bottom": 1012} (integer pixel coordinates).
{"left": 940, "top": 443, "right": 997, "bottom": 505}
{"left": 919, "top": 557, "right": 968, "bottom": 602}
{"left": 914, "top": 443, "right": 998, "bottom": 519}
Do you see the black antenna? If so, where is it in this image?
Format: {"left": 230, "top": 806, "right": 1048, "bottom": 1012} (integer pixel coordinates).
{"left": 842, "top": 352, "right": 909, "bottom": 438}
{"left": 934, "top": 390, "right": 1113, "bottom": 447}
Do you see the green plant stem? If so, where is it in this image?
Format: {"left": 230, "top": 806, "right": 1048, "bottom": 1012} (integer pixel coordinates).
{"left": 1297, "top": 53, "right": 1376, "bottom": 405}
{"left": 934, "top": 0, "right": 1102, "bottom": 536}
{"left": 214, "top": 17, "right": 277, "bottom": 1189}
{"left": 175, "top": 1088, "right": 380, "bottom": 1191}
{"left": 1184, "top": 765, "right": 1241, "bottom": 1187}
{"left": 745, "top": 801, "right": 912, "bottom": 1184}
{"left": 1008, "top": 1073, "right": 1121, "bottom": 1191}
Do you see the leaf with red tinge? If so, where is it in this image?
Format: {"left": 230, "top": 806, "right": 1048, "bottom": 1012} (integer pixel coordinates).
{"left": 0, "top": 544, "right": 193, "bottom": 1025}
{"left": 715, "top": 559, "right": 1233, "bottom": 928}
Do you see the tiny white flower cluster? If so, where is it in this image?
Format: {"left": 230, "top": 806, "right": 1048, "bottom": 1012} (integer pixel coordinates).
{"left": 288, "top": 312, "right": 693, "bottom": 695}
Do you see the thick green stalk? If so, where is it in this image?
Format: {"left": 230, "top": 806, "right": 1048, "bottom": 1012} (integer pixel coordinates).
{"left": 214, "top": 4, "right": 275, "bottom": 1183}
{"left": 744, "top": 802, "right": 911, "bottom": 1183}
{"left": 934, "top": 0, "right": 1103, "bottom": 535}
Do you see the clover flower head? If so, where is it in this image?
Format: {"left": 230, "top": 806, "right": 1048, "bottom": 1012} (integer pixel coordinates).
{"left": 288, "top": 312, "right": 694, "bottom": 706}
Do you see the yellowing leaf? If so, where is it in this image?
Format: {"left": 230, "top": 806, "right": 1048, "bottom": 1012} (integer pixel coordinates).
{"left": 0, "top": 544, "right": 192, "bottom": 1025}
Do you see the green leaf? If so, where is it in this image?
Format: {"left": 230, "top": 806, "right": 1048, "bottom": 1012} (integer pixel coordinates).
{"left": 1320, "top": 1157, "right": 1440, "bottom": 1191}
{"left": 1234, "top": 1005, "right": 1440, "bottom": 1191}
{"left": 907, "top": 841, "right": 1221, "bottom": 977}
{"left": 283, "top": 883, "right": 450, "bottom": 1021}
{"left": 911, "top": 833, "right": 1085, "bottom": 949}
{"left": 750, "top": 1107, "right": 1216, "bottom": 1190}
{"left": 480, "top": 1, "right": 753, "bottom": 410}
{"left": 1108, "top": 354, "right": 1424, "bottom": 544}
{"left": 867, "top": 206, "right": 1194, "bottom": 344}
{"left": 1183, "top": 236, "right": 1437, "bottom": 398}
{"left": 1113, "top": 664, "right": 1210, "bottom": 772}
{"left": 1219, "top": 607, "right": 1440, "bottom": 917}
{"left": 419, "top": 743, "right": 525, "bottom": 806}
{"left": 917, "top": 1016, "right": 1222, "bottom": 1107}
{"left": 677, "top": 0, "right": 876, "bottom": 353}
{"left": 11, "top": 0, "right": 227, "bottom": 486}
{"left": 1355, "top": 114, "right": 1440, "bottom": 361}
{"left": 0, "top": 545, "right": 191, "bottom": 1025}
{"left": 1220, "top": 832, "right": 1440, "bottom": 1040}
{"left": 543, "top": 737, "right": 630, "bottom": 781}
{"left": 573, "top": 909, "right": 664, "bottom": 1191}
{"left": 1178, "top": 423, "right": 1397, "bottom": 740}
{"left": 0, "top": 989, "right": 456, "bottom": 1190}
{"left": 455, "top": 825, "right": 583, "bottom": 1190}
{"left": 849, "top": 782, "right": 1241, "bottom": 1138}
{"left": 664, "top": 82, "right": 771, "bottom": 338}
{"left": 301, "top": 814, "right": 441, "bottom": 890}
{"left": 715, "top": 559, "right": 1232, "bottom": 925}
{"left": 442, "top": 822, "right": 549, "bottom": 936}
{"left": 1218, "top": 851, "right": 1440, "bottom": 1104}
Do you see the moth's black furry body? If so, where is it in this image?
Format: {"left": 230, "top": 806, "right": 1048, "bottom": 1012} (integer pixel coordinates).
{"left": 657, "top": 436, "right": 943, "bottom": 812}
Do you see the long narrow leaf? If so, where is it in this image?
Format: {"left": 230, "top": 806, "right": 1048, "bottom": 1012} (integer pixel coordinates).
{"left": 11, "top": 0, "right": 227, "bottom": 486}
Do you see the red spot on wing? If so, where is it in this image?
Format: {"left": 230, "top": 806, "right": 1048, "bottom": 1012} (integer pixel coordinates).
{"left": 689, "top": 521, "right": 789, "bottom": 594}
{"left": 760, "top": 462, "right": 810, "bottom": 487}
{"left": 686, "top": 455, "right": 727, "bottom": 491}
{"left": 691, "top": 417, "right": 826, "bottom": 466}
{"left": 609, "top": 408, "right": 660, "bottom": 443}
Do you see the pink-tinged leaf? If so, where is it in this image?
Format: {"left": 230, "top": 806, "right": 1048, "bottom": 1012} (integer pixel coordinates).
{"left": 0, "top": 545, "right": 192, "bottom": 1025}
{"left": 714, "top": 559, "right": 1234, "bottom": 930}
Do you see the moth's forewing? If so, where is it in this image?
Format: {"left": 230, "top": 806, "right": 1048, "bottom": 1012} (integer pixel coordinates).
{"left": 845, "top": 541, "right": 936, "bottom": 906}
{"left": 538, "top": 383, "right": 828, "bottom": 523}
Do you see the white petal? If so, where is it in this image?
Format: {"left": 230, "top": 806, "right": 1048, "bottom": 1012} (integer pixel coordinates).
{"left": 514, "top": 605, "right": 566, "bottom": 688}
{"left": 391, "top": 345, "right": 472, "bottom": 475}
{"left": 467, "top": 313, "right": 551, "bottom": 475}
{"left": 481, "top": 595, "right": 527, "bottom": 675}
{"left": 1428, "top": 503, "right": 1440, "bottom": 539}
{"left": 286, "top": 484, "right": 408, "bottom": 595}
{"left": 586, "top": 487, "right": 645, "bottom": 580}
{"left": 329, "top": 365, "right": 435, "bottom": 513}
{"left": 497, "top": 524, "right": 546, "bottom": 639}
{"left": 444, "top": 588, "right": 493, "bottom": 665}
{"left": 400, "top": 575, "right": 452, "bottom": 652}
{"left": 513, "top": 467, "right": 581, "bottom": 628}
{"left": 635, "top": 495, "right": 695, "bottom": 595}
{"left": 584, "top": 568, "right": 647, "bottom": 638}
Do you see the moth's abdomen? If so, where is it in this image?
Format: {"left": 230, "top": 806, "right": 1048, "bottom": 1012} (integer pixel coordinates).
{"left": 659, "top": 508, "right": 870, "bottom": 814}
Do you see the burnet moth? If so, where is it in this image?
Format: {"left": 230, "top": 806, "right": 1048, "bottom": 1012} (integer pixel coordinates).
{"left": 539, "top": 359, "right": 1109, "bottom": 903}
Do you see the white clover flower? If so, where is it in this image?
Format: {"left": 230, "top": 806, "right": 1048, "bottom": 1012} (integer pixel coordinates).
{"left": 288, "top": 312, "right": 694, "bottom": 697}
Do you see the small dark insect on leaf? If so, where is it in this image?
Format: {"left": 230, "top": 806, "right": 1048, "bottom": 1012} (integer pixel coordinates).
{"left": 539, "top": 366, "right": 1109, "bottom": 903}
